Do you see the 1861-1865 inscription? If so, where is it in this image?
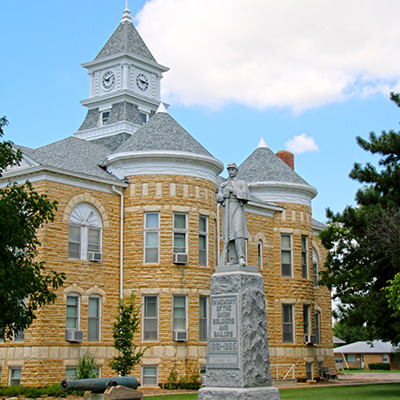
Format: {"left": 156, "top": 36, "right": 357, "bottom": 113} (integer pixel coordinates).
{"left": 208, "top": 294, "right": 239, "bottom": 369}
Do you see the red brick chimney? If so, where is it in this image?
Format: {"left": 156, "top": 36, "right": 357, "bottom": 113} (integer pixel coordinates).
{"left": 276, "top": 150, "right": 294, "bottom": 170}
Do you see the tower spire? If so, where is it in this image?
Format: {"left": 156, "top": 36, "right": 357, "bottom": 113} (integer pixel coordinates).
{"left": 122, "top": 0, "right": 132, "bottom": 23}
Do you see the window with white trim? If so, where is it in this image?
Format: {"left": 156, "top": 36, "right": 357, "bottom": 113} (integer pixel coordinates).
{"left": 102, "top": 111, "right": 110, "bottom": 125}
{"left": 382, "top": 353, "right": 389, "bottom": 363}
{"left": 199, "top": 216, "right": 208, "bottom": 266}
{"left": 144, "top": 213, "right": 159, "bottom": 264}
{"left": 314, "top": 310, "right": 320, "bottom": 345}
{"left": 143, "top": 296, "right": 158, "bottom": 341}
{"left": 281, "top": 234, "right": 292, "bottom": 277}
{"left": 88, "top": 295, "right": 101, "bottom": 342}
{"left": 141, "top": 365, "right": 158, "bottom": 387}
{"left": 9, "top": 367, "right": 21, "bottom": 386}
{"left": 282, "top": 304, "right": 294, "bottom": 343}
{"left": 199, "top": 296, "right": 208, "bottom": 342}
{"left": 306, "top": 363, "right": 313, "bottom": 380}
{"left": 303, "top": 305, "right": 310, "bottom": 336}
{"left": 301, "top": 235, "right": 308, "bottom": 279}
{"left": 173, "top": 214, "right": 187, "bottom": 254}
{"left": 313, "top": 249, "right": 319, "bottom": 287}
{"left": 258, "top": 240, "right": 263, "bottom": 269}
{"left": 66, "top": 293, "right": 80, "bottom": 330}
{"left": 173, "top": 295, "right": 187, "bottom": 333}
{"left": 68, "top": 203, "right": 102, "bottom": 261}
{"left": 65, "top": 367, "right": 76, "bottom": 378}
{"left": 346, "top": 354, "right": 356, "bottom": 363}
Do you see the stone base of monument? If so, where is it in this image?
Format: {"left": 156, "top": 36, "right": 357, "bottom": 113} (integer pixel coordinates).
{"left": 199, "top": 386, "right": 280, "bottom": 400}
{"left": 84, "top": 386, "right": 143, "bottom": 400}
{"left": 198, "top": 264, "right": 280, "bottom": 400}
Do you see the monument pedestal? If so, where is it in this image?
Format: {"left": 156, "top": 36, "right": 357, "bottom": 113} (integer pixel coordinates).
{"left": 198, "top": 265, "right": 280, "bottom": 400}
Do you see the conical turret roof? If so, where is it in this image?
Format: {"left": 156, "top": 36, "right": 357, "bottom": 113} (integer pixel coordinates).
{"left": 95, "top": 20, "right": 157, "bottom": 63}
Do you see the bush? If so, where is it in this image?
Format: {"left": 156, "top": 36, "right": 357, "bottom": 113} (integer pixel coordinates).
{"left": 0, "top": 384, "right": 65, "bottom": 398}
{"left": 368, "top": 363, "right": 391, "bottom": 370}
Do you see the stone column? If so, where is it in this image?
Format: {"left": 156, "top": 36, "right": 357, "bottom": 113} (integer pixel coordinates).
{"left": 198, "top": 264, "right": 280, "bottom": 400}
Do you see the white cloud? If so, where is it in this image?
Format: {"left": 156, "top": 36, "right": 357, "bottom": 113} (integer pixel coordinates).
{"left": 136, "top": 0, "right": 400, "bottom": 112}
{"left": 285, "top": 133, "right": 319, "bottom": 154}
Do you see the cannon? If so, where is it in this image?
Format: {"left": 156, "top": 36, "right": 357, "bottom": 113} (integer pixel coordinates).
{"left": 61, "top": 376, "right": 139, "bottom": 393}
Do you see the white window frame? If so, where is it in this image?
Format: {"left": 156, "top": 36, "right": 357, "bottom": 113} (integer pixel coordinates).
{"left": 68, "top": 203, "right": 102, "bottom": 261}
{"left": 313, "top": 249, "right": 319, "bottom": 287}
{"left": 314, "top": 310, "right": 320, "bottom": 345}
{"left": 282, "top": 304, "right": 294, "bottom": 343}
{"left": 199, "top": 296, "right": 208, "bottom": 342}
{"left": 143, "top": 295, "right": 159, "bottom": 341}
{"left": 144, "top": 213, "right": 160, "bottom": 264}
{"left": 303, "top": 304, "right": 310, "bottom": 336}
{"left": 88, "top": 295, "right": 101, "bottom": 342}
{"left": 141, "top": 365, "right": 158, "bottom": 387}
{"left": 281, "top": 234, "right": 292, "bottom": 277}
{"left": 258, "top": 240, "right": 263, "bottom": 269}
{"left": 101, "top": 111, "right": 110, "bottom": 126}
{"left": 9, "top": 367, "right": 21, "bottom": 386}
{"left": 199, "top": 216, "right": 208, "bottom": 266}
{"left": 66, "top": 293, "right": 80, "bottom": 331}
{"left": 172, "top": 295, "right": 187, "bottom": 334}
{"left": 173, "top": 213, "right": 188, "bottom": 254}
{"left": 301, "top": 235, "right": 308, "bottom": 279}
{"left": 382, "top": 353, "right": 389, "bottom": 363}
{"left": 65, "top": 367, "right": 76, "bottom": 378}
{"left": 306, "top": 362, "right": 313, "bottom": 381}
{"left": 346, "top": 354, "right": 356, "bottom": 363}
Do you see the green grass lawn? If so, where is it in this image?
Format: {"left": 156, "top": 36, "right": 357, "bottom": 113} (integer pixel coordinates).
{"left": 145, "top": 383, "right": 400, "bottom": 400}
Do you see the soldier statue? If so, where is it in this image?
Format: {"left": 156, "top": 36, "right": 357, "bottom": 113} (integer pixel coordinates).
{"left": 217, "top": 162, "right": 251, "bottom": 266}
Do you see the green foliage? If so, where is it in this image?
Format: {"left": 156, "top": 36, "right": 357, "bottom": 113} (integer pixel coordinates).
{"left": 0, "top": 383, "right": 65, "bottom": 398}
{"left": 320, "top": 93, "right": 400, "bottom": 343}
{"left": 73, "top": 349, "right": 99, "bottom": 379}
{"left": 109, "top": 292, "right": 148, "bottom": 376}
{"left": 332, "top": 320, "right": 369, "bottom": 345}
{"left": 164, "top": 365, "right": 201, "bottom": 390}
{"left": 0, "top": 116, "right": 65, "bottom": 339}
{"left": 369, "top": 363, "right": 391, "bottom": 370}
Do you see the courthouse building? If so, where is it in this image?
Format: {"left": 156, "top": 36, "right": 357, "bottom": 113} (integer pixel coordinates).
{"left": 0, "top": 5, "right": 334, "bottom": 387}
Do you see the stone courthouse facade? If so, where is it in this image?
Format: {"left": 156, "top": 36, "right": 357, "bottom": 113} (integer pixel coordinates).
{"left": 0, "top": 6, "right": 334, "bottom": 387}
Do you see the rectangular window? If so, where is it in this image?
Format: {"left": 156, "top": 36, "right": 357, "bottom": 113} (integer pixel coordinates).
{"left": 313, "top": 249, "right": 319, "bottom": 287}
{"left": 282, "top": 304, "right": 294, "bottom": 343}
{"left": 173, "top": 214, "right": 187, "bottom": 254}
{"left": 9, "top": 368, "right": 21, "bottom": 386}
{"left": 199, "top": 216, "right": 208, "bottom": 266}
{"left": 88, "top": 296, "right": 100, "bottom": 341}
{"left": 199, "top": 296, "right": 208, "bottom": 342}
{"left": 382, "top": 354, "right": 389, "bottom": 363}
{"left": 142, "top": 366, "right": 158, "bottom": 387}
{"left": 303, "top": 305, "right": 310, "bottom": 336}
{"left": 173, "top": 295, "right": 187, "bottom": 332}
{"left": 258, "top": 240, "right": 263, "bottom": 269}
{"left": 144, "top": 213, "right": 159, "bottom": 263}
{"left": 306, "top": 363, "right": 313, "bottom": 381}
{"left": 65, "top": 367, "right": 76, "bottom": 378}
{"left": 301, "top": 235, "right": 308, "bottom": 279}
{"left": 140, "top": 112, "right": 148, "bottom": 125}
{"left": 281, "top": 234, "right": 292, "bottom": 277}
{"left": 346, "top": 354, "right": 356, "bottom": 363}
{"left": 143, "top": 296, "right": 158, "bottom": 341}
{"left": 68, "top": 225, "right": 81, "bottom": 259}
{"left": 314, "top": 311, "right": 320, "bottom": 345}
{"left": 88, "top": 228, "right": 101, "bottom": 253}
{"left": 66, "top": 294, "right": 79, "bottom": 330}
{"left": 102, "top": 111, "right": 110, "bottom": 125}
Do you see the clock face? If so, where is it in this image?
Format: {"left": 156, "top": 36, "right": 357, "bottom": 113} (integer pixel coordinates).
{"left": 136, "top": 73, "right": 149, "bottom": 92}
{"left": 102, "top": 71, "right": 116, "bottom": 90}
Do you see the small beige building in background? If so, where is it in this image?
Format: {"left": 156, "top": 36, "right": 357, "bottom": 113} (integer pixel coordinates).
{"left": 0, "top": 5, "right": 334, "bottom": 387}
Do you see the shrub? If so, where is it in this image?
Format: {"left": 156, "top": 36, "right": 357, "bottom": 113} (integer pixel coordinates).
{"left": 73, "top": 349, "right": 99, "bottom": 380}
{"left": 368, "top": 363, "right": 391, "bottom": 370}
{"left": 0, "top": 384, "right": 65, "bottom": 398}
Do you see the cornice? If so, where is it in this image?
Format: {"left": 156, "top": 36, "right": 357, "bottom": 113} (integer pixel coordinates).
{"left": 74, "top": 121, "right": 139, "bottom": 140}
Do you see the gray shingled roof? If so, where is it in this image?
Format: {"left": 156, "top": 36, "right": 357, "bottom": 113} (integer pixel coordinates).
{"left": 113, "top": 111, "right": 216, "bottom": 159}
{"left": 237, "top": 146, "right": 311, "bottom": 186}
{"left": 95, "top": 21, "right": 156, "bottom": 62}
{"left": 334, "top": 340, "right": 396, "bottom": 354}
{"left": 16, "top": 137, "right": 119, "bottom": 182}
{"left": 312, "top": 218, "right": 326, "bottom": 231}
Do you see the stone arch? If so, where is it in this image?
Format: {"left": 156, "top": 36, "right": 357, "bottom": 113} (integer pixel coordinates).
{"left": 63, "top": 283, "right": 85, "bottom": 302}
{"left": 63, "top": 193, "right": 109, "bottom": 228}
{"left": 86, "top": 285, "right": 107, "bottom": 304}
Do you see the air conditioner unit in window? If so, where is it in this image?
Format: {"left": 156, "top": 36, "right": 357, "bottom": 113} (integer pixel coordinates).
{"left": 173, "top": 253, "right": 188, "bottom": 265}
{"left": 65, "top": 329, "right": 84, "bottom": 342}
{"left": 88, "top": 251, "right": 102, "bottom": 262}
{"left": 173, "top": 330, "right": 188, "bottom": 342}
{"left": 304, "top": 334, "right": 315, "bottom": 345}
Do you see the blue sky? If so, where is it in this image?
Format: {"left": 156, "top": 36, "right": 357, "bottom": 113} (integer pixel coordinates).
{"left": 2, "top": 0, "right": 400, "bottom": 222}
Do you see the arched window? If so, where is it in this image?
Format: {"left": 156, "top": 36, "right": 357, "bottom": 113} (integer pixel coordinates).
{"left": 312, "top": 249, "right": 319, "bottom": 287}
{"left": 68, "top": 203, "right": 102, "bottom": 261}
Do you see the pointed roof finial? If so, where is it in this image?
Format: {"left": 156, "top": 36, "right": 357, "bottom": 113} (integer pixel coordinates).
{"left": 257, "top": 137, "right": 268, "bottom": 148}
{"left": 122, "top": 0, "right": 132, "bottom": 23}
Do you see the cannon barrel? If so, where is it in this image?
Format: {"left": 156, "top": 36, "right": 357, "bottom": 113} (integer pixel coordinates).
{"left": 61, "top": 377, "right": 139, "bottom": 393}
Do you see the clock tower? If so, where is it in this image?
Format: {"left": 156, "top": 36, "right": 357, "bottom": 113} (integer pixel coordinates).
{"left": 74, "top": 3, "right": 169, "bottom": 150}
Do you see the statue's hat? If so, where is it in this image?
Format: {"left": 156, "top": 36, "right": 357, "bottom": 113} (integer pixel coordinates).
{"left": 227, "top": 162, "right": 238, "bottom": 170}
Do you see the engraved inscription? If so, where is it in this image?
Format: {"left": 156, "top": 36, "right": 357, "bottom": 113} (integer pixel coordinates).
{"left": 208, "top": 294, "right": 239, "bottom": 368}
